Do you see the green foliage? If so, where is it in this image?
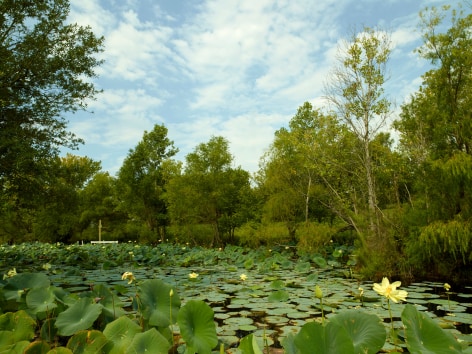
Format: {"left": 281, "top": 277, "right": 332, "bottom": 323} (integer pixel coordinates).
{"left": 55, "top": 298, "right": 103, "bottom": 336}
{"left": 402, "top": 304, "right": 463, "bottom": 353}
{"left": 330, "top": 311, "right": 386, "bottom": 354}
{"left": 166, "top": 136, "right": 253, "bottom": 246}
{"left": 297, "top": 222, "right": 335, "bottom": 254}
{"left": 138, "top": 279, "right": 180, "bottom": 328}
{"left": 0, "top": 0, "right": 104, "bottom": 204}
{"left": 177, "top": 300, "right": 218, "bottom": 353}
{"left": 294, "top": 321, "right": 355, "bottom": 353}
{"left": 117, "top": 124, "right": 178, "bottom": 240}
{"left": 0, "top": 243, "right": 468, "bottom": 353}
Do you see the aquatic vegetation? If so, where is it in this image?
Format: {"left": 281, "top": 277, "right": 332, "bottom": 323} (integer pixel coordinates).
{"left": 0, "top": 242, "right": 470, "bottom": 352}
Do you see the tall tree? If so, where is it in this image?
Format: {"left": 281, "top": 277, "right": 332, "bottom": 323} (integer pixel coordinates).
{"left": 324, "top": 27, "right": 392, "bottom": 241}
{"left": 116, "top": 124, "right": 178, "bottom": 241}
{"left": 394, "top": 5, "right": 472, "bottom": 276}
{"left": 166, "top": 136, "right": 251, "bottom": 246}
{"left": 259, "top": 102, "right": 361, "bottom": 241}
{"left": 0, "top": 0, "right": 104, "bottom": 202}
{"left": 32, "top": 154, "right": 101, "bottom": 242}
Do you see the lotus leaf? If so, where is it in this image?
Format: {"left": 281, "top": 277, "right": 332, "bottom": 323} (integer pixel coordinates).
{"left": 330, "top": 310, "right": 386, "bottom": 354}
{"left": 294, "top": 321, "right": 355, "bottom": 354}
{"left": 138, "top": 279, "right": 180, "bottom": 327}
{"left": 125, "top": 327, "right": 170, "bottom": 354}
{"left": 66, "top": 330, "right": 109, "bottom": 354}
{"left": 103, "top": 316, "right": 142, "bottom": 354}
{"left": 238, "top": 333, "right": 263, "bottom": 354}
{"left": 55, "top": 298, "right": 103, "bottom": 336}
{"left": 177, "top": 300, "right": 218, "bottom": 354}
{"left": 3, "top": 273, "right": 50, "bottom": 301}
{"left": 26, "top": 286, "right": 58, "bottom": 315}
{"left": 0, "top": 310, "right": 36, "bottom": 343}
{"left": 23, "top": 340, "right": 50, "bottom": 353}
{"left": 268, "top": 290, "right": 289, "bottom": 302}
{"left": 41, "top": 318, "right": 58, "bottom": 342}
{"left": 402, "top": 304, "right": 463, "bottom": 354}
{"left": 47, "top": 346, "right": 73, "bottom": 353}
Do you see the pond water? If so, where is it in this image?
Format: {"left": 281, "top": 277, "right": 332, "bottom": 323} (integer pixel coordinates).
{"left": 58, "top": 265, "right": 472, "bottom": 352}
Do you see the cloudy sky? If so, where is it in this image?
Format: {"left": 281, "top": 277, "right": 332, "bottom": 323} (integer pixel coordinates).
{"left": 65, "top": 0, "right": 454, "bottom": 175}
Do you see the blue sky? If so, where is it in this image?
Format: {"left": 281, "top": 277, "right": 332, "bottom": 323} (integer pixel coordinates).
{"left": 66, "top": 0, "right": 454, "bottom": 175}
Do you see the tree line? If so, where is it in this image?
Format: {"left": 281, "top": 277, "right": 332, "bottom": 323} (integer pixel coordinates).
{"left": 1, "top": 1, "right": 471, "bottom": 281}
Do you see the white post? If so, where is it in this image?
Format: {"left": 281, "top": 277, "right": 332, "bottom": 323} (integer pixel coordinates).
{"left": 99, "top": 219, "right": 102, "bottom": 242}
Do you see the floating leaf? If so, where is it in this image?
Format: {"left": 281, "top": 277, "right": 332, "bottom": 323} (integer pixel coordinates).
{"left": 177, "top": 300, "right": 218, "bottom": 353}
{"left": 268, "top": 290, "right": 289, "bottom": 302}
{"left": 312, "top": 256, "right": 328, "bottom": 268}
{"left": 270, "top": 280, "right": 285, "bottom": 289}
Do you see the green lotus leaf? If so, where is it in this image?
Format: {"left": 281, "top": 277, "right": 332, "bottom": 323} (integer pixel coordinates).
{"left": 55, "top": 298, "right": 103, "bottom": 336}
{"left": 294, "top": 321, "right": 355, "bottom": 354}
{"left": 238, "top": 333, "right": 263, "bottom": 354}
{"left": 402, "top": 304, "right": 462, "bottom": 354}
{"left": 295, "top": 262, "right": 311, "bottom": 273}
{"left": 125, "top": 328, "right": 170, "bottom": 354}
{"left": 138, "top": 279, "right": 181, "bottom": 327}
{"left": 312, "top": 256, "right": 328, "bottom": 268}
{"left": 270, "top": 280, "right": 285, "bottom": 289}
{"left": 177, "top": 300, "right": 218, "bottom": 354}
{"left": 103, "top": 316, "right": 142, "bottom": 354}
{"left": 330, "top": 310, "right": 386, "bottom": 354}
{"left": 3, "top": 273, "right": 50, "bottom": 301}
{"left": 268, "top": 290, "right": 289, "bottom": 302}
{"left": 90, "top": 284, "right": 126, "bottom": 322}
{"left": 40, "top": 318, "right": 58, "bottom": 342}
{"left": 23, "top": 340, "right": 50, "bottom": 353}
{"left": 66, "top": 330, "right": 109, "bottom": 354}
{"left": 281, "top": 333, "right": 297, "bottom": 354}
{"left": 46, "top": 347, "right": 73, "bottom": 353}
{"left": 26, "top": 286, "right": 58, "bottom": 315}
{"left": 0, "top": 310, "right": 36, "bottom": 343}
{"left": 8, "top": 341, "right": 31, "bottom": 353}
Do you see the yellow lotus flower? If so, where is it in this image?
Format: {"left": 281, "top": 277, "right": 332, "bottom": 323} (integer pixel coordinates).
{"left": 189, "top": 272, "right": 199, "bottom": 279}
{"left": 121, "top": 271, "right": 135, "bottom": 284}
{"left": 240, "top": 273, "right": 247, "bottom": 281}
{"left": 3, "top": 268, "right": 17, "bottom": 279}
{"left": 444, "top": 283, "right": 451, "bottom": 291}
{"left": 373, "top": 277, "right": 408, "bottom": 303}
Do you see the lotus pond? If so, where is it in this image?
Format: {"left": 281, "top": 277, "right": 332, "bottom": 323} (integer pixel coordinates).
{"left": 1, "top": 242, "right": 472, "bottom": 353}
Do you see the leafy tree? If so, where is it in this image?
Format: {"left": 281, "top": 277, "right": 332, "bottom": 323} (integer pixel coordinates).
{"left": 0, "top": 0, "right": 104, "bottom": 203}
{"left": 166, "top": 136, "right": 252, "bottom": 246}
{"left": 78, "top": 172, "right": 126, "bottom": 241}
{"left": 325, "top": 27, "right": 391, "bottom": 230}
{"left": 116, "top": 124, "right": 178, "bottom": 241}
{"left": 324, "top": 26, "right": 393, "bottom": 251}
{"left": 394, "top": 4, "right": 472, "bottom": 278}
{"left": 33, "top": 154, "right": 101, "bottom": 242}
{"left": 259, "top": 102, "right": 367, "bottom": 245}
